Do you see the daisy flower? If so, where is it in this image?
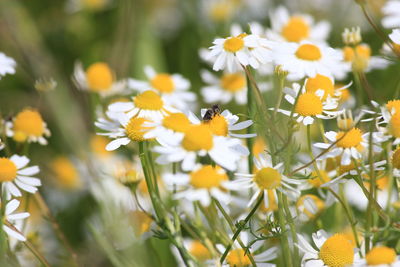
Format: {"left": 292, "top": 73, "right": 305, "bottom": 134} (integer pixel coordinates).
{"left": 96, "top": 111, "right": 154, "bottom": 151}
{"left": 0, "top": 155, "right": 41, "bottom": 199}
{"left": 153, "top": 124, "right": 247, "bottom": 171}
{"left": 297, "top": 230, "right": 361, "bottom": 267}
{"left": 354, "top": 246, "right": 400, "bottom": 266}
{"left": 273, "top": 41, "right": 349, "bottom": 80}
{"left": 0, "top": 52, "right": 16, "bottom": 79}
{"left": 128, "top": 66, "right": 196, "bottom": 110}
{"left": 107, "top": 90, "right": 178, "bottom": 122}
{"left": 208, "top": 32, "right": 273, "bottom": 72}
{"left": 342, "top": 43, "right": 390, "bottom": 73}
{"left": 382, "top": 0, "right": 400, "bottom": 28}
{"left": 389, "top": 29, "right": 400, "bottom": 45}
{"left": 314, "top": 127, "right": 385, "bottom": 165}
{"left": 371, "top": 100, "right": 400, "bottom": 145}
{"left": 73, "top": 61, "right": 127, "bottom": 97}
{"left": 266, "top": 5, "right": 330, "bottom": 43}
{"left": 163, "top": 164, "right": 232, "bottom": 206}
{"left": 227, "top": 153, "right": 303, "bottom": 208}
{"left": 277, "top": 83, "right": 342, "bottom": 125}
{"left": 2, "top": 199, "right": 30, "bottom": 241}
{"left": 5, "top": 108, "right": 51, "bottom": 145}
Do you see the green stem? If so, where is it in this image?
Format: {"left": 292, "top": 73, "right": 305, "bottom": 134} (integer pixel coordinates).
{"left": 282, "top": 194, "right": 299, "bottom": 264}
{"left": 277, "top": 191, "right": 293, "bottom": 267}
{"left": 246, "top": 73, "right": 254, "bottom": 173}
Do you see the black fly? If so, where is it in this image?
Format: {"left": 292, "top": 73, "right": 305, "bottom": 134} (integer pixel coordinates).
{"left": 202, "top": 104, "right": 221, "bottom": 122}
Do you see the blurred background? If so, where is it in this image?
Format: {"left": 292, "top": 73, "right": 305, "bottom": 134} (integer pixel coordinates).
{"left": 0, "top": 0, "right": 398, "bottom": 266}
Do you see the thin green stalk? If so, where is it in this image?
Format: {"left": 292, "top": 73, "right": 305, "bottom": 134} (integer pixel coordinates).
{"left": 246, "top": 73, "right": 255, "bottom": 173}
{"left": 220, "top": 193, "right": 264, "bottom": 265}
{"left": 277, "top": 191, "right": 293, "bottom": 267}
{"left": 282, "top": 194, "right": 299, "bottom": 264}
{"left": 273, "top": 73, "right": 285, "bottom": 119}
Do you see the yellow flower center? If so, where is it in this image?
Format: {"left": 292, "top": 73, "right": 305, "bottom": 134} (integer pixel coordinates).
{"left": 83, "top": 0, "right": 107, "bottom": 9}
{"left": 204, "top": 115, "right": 228, "bottom": 136}
{"left": 210, "top": 2, "right": 233, "bottom": 22}
{"left": 131, "top": 211, "right": 153, "bottom": 236}
{"left": 389, "top": 112, "right": 400, "bottom": 138}
{"left": 51, "top": 157, "right": 80, "bottom": 189}
{"left": 189, "top": 241, "right": 212, "bottom": 262}
{"left": 90, "top": 135, "right": 112, "bottom": 157}
{"left": 392, "top": 147, "right": 400, "bottom": 169}
{"left": 338, "top": 161, "right": 357, "bottom": 175}
{"left": 336, "top": 128, "right": 363, "bottom": 148}
{"left": 86, "top": 62, "right": 114, "bottom": 91}
{"left": 295, "top": 92, "right": 323, "bottom": 116}
{"left": 252, "top": 138, "right": 267, "bottom": 158}
{"left": 150, "top": 73, "right": 175, "bottom": 93}
{"left": 162, "top": 113, "right": 191, "bottom": 133}
{"left": 305, "top": 74, "right": 335, "bottom": 100}
{"left": 13, "top": 109, "right": 45, "bottom": 139}
{"left": 223, "top": 36, "right": 245, "bottom": 53}
{"left": 226, "top": 248, "right": 252, "bottom": 267}
{"left": 260, "top": 190, "right": 278, "bottom": 212}
{"left": 254, "top": 167, "right": 282, "bottom": 190}
{"left": 366, "top": 246, "right": 396, "bottom": 265}
{"left": 125, "top": 117, "right": 152, "bottom": 142}
{"left": 295, "top": 44, "right": 322, "bottom": 61}
{"left": 282, "top": 16, "right": 310, "bottom": 42}
{"left": 182, "top": 125, "right": 214, "bottom": 151}
{"left": 133, "top": 90, "right": 164, "bottom": 110}
{"left": 387, "top": 99, "right": 400, "bottom": 113}
{"left": 343, "top": 45, "right": 371, "bottom": 71}
{"left": 0, "top": 158, "right": 17, "bottom": 182}
{"left": 190, "top": 165, "right": 228, "bottom": 189}
{"left": 220, "top": 73, "right": 246, "bottom": 92}
{"left": 296, "top": 194, "right": 325, "bottom": 219}
{"left": 338, "top": 87, "right": 351, "bottom": 103}
{"left": 308, "top": 170, "right": 330, "bottom": 188}
{"left": 319, "top": 234, "right": 354, "bottom": 267}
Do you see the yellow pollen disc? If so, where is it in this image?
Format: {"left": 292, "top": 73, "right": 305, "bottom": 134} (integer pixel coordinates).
{"left": 182, "top": 125, "right": 214, "bottom": 151}
{"left": 190, "top": 165, "right": 228, "bottom": 189}
{"left": 86, "top": 62, "right": 114, "bottom": 91}
{"left": 204, "top": 115, "right": 228, "bottom": 136}
{"left": 252, "top": 137, "right": 267, "bottom": 158}
{"left": 389, "top": 112, "right": 400, "bottom": 138}
{"left": 220, "top": 73, "right": 246, "bottom": 92}
{"left": 226, "top": 248, "right": 252, "bottom": 267}
{"left": 210, "top": 2, "right": 233, "bottom": 22}
{"left": 295, "top": 92, "right": 323, "bottom": 116}
{"left": 386, "top": 99, "right": 400, "bottom": 113}
{"left": 254, "top": 167, "right": 282, "bottom": 190}
{"left": 13, "top": 109, "right": 45, "bottom": 138}
{"left": 343, "top": 46, "right": 355, "bottom": 62}
{"left": 131, "top": 211, "right": 153, "bottom": 236}
{"left": 133, "top": 90, "right": 164, "bottom": 110}
{"left": 0, "top": 158, "right": 17, "bottom": 182}
{"left": 338, "top": 161, "right": 356, "bottom": 175}
{"left": 296, "top": 194, "right": 325, "bottom": 219}
{"left": 366, "top": 246, "right": 396, "bottom": 265}
{"left": 125, "top": 117, "right": 151, "bottom": 142}
{"left": 282, "top": 16, "right": 310, "bottom": 42}
{"left": 260, "top": 190, "right": 278, "bottom": 212}
{"left": 189, "top": 241, "right": 212, "bottom": 262}
{"left": 51, "top": 157, "right": 80, "bottom": 189}
{"left": 305, "top": 74, "right": 335, "bottom": 100}
{"left": 223, "top": 36, "right": 245, "bottom": 53}
{"left": 162, "top": 113, "right": 191, "bottom": 133}
{"left": 392, "top": 147, "right": 400, "bottom": 169}
{"left": 336, "top": 128, "right": 363, "bottom": 148}
{"left": 295, "top": 44, "right": 322, "bottom": 61}
{"left": 90, "top": 135, "right": 112, "bottom": 157}
{"left": 319, "top": 234, "right": 354, "bottom": 267}
{"left": 308, "top": 170, "right": 330, "bottom": 188}
{"left": 150, "top": 73, "right": 175, "bottom": 93}
{"left": 337, "top": 87, "right": 351, "bottom": 103}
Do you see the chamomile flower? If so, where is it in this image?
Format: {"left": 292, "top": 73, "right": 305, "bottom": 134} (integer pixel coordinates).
{"left": 297, "top": 230, "right": 361, "bottom": 267}
{"left": 6, "top": 108, "right": 51, "bottom": 145}
{"left": 153, "top": 124, "right": 246, "bottom": 171}
{"left": 342, "top": 44, "right": 390, "bottom": 73}
{"left": 128, "top": 66, "right": 196, "bottom": 110}
{"left": 107, "top": 90, "right": 178, "bottom": 122}
{"left": 96, "top": 112, "right": 154, "bottom": 151}
{"left": 273, "top": 41, "right": 348, "bottom": 80}
{"left": 163, "top": 164, "right": 231, "bottom": 206}
{"left": 228, "top": 153, "right": 303, "bottom": 208}
{"left": 373, "top": 100, "right": 400, "bottom": 145}
{"left": 314, "top": 128, "right": 385, "bottom": 165}
{"left": 50, "top": 156, "right": 82, "bottom": 190}
{"left": 0, "top": 155, "right": 41, "bottom": 199}
{"left": 382, "top": 0, "right": 400, "bottom": 28}
{"left": 0, "top": 52, "right": 16, "bottom": 79}
{"left": 208, "top": 33, "right": 273, "bottom": 72}
{"left": 389, "top": 29, "right": 400, "bottom": 45}
{"left": 266, "top": 6, "right": 330, "bottom": 43}
{"left": 354, "top": 246, "right": 400, "bottom": 267}
{"left": 277, "top": 83, "right": 342, "bottom": 125}
{"left": 73, "top": 61, "right": 127, "bottom": 97}
{"left": 2, "top": 199, "right": 30, "bottom": 241}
